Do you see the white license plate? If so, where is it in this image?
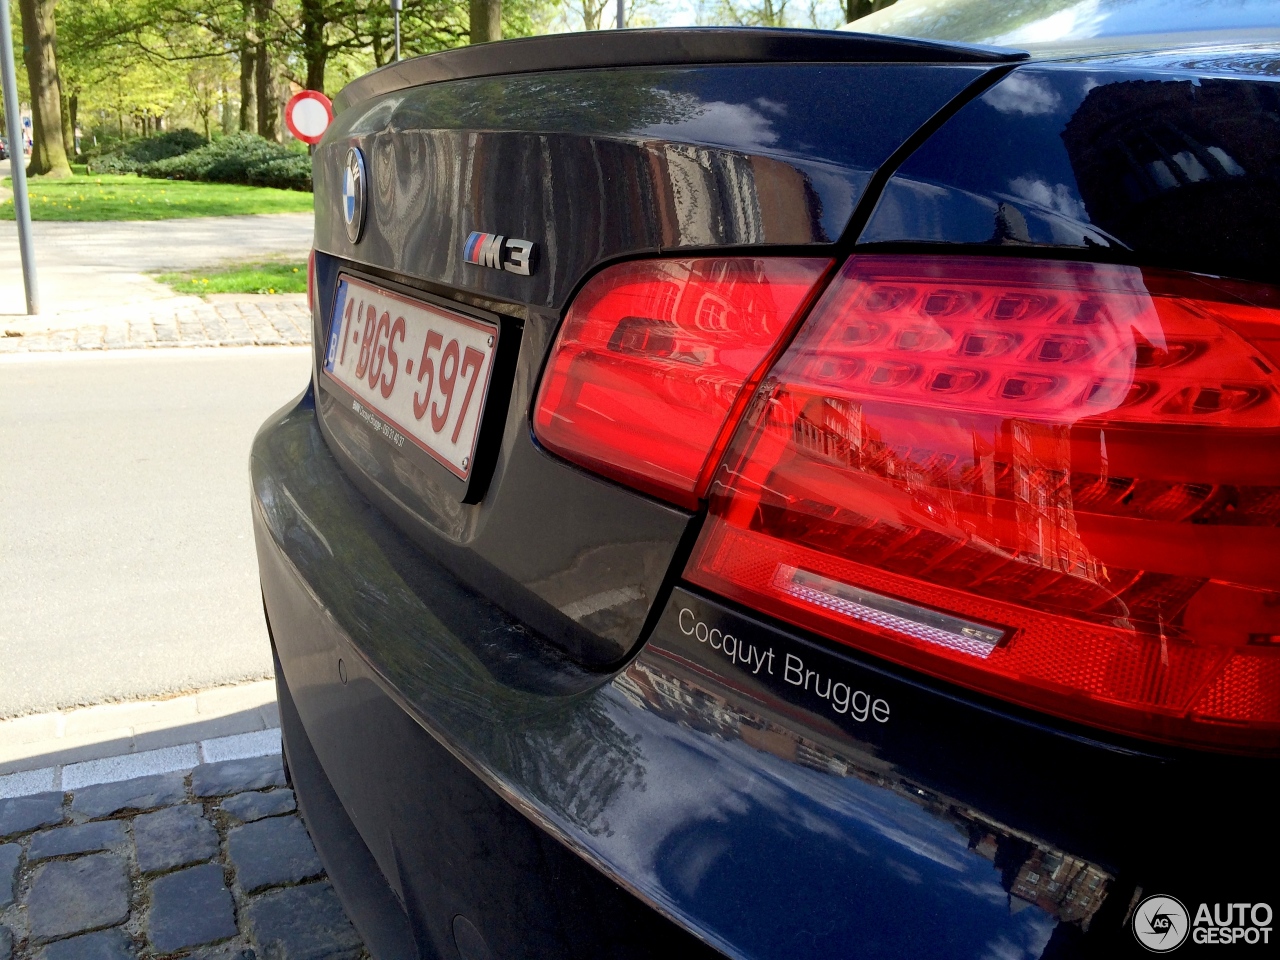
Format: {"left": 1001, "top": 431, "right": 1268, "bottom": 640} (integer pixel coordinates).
{"left": 322, "top": 276, "right": 498, "bottom": 479}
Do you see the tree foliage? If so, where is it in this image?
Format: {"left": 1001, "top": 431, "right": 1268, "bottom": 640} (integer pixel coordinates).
{"left": 692, "top": 0, "right": 893, "bottom": 29}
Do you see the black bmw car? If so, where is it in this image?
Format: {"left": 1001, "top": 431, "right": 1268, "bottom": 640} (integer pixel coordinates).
{"left": 252, "top": 2, "right": 1280, "bottom": 957}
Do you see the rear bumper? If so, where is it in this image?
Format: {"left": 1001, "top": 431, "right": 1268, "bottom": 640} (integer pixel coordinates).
{"left": 271, "top": 619, "right": 715, "bottom": 960}
{"left": 255, "top": 388, "right": 727, "bottom": 960}
{"left": 254, "top": 389, "right": 1261, "bottom": 960}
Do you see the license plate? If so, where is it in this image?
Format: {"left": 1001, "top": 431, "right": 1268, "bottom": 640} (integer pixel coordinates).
{"left": 322, "top": 275, "right": 498, "bottom": 480}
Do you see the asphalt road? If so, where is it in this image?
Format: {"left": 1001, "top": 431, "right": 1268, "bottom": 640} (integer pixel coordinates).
{"left": 0, "top": 347, "right": 313, "bottom": 717}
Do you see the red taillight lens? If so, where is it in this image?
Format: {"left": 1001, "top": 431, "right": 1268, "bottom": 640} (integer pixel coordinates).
{"left": 687, "top": 256, "right": 1280, "bottom": 754}
{"left": 307, "top": 248, "right": 317, "bottom": 313}
{"left": 533, "top": 258, "right": 831, "bottom": 508}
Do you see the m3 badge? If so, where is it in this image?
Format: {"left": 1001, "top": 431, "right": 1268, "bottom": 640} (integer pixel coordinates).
{"left": 463, "top": 232, "right": 537, "bottom": 276}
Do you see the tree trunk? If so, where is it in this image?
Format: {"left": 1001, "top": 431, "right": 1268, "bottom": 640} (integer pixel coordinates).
{"left": 254, "top": 0, "right": 277, "bottom": 140}
{"left": 255, "top": 43, "right": 276, "bottom": 139}
{"left": 220, "top": 80, "right": 233, "bottom": 133}
{"left": 17, "top": 0, "right": 72, "bottom": 177}
{"left": 60, "top": 89, "right": 74, "bottom": 158}
{"left": 470, "top": 0, "right": 501, "bottom": 43}
{"left": 847, "top": 0, "right": 895, "bottom": 22}
{"left": 300, "top": 0, "right": 328, "bottom": 94}
{"left": 239, "top": 46, "right": 256, "bottom": 132}
{"left": 239, "top": 0, "right": 256, "bottom": 133}
{"left": 69, "top": 93, "right": 79, "bottom": 153}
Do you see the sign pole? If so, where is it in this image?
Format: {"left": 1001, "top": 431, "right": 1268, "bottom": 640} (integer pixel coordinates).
{"left": 617, "top": 0, "right": 625, "bottom": 29}
{"left": 0, "top": 0, "right": 38, "bottom": 315}
{"left": 391, "top": 0, "right": 402, "bottom": 62}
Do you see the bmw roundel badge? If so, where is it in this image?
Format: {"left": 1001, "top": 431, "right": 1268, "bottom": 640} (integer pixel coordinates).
{"left": 341, "top": 147, "right": 367, "bottom": 244}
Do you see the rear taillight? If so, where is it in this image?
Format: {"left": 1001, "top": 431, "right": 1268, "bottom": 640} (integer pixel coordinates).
{"left": 685, "top": 256, "right": 1280, "bottom": 755}
{"left": 307, "top": 249, "right": 317, "bottom": 313}
{"left": 533, "top": 258, "right": 831, "bottom": 508}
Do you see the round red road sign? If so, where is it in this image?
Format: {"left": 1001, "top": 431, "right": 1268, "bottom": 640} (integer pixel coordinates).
{"left": 285, "top": 90, "right": 333, "bottom": 145}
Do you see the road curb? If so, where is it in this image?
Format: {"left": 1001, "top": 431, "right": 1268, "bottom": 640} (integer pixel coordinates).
{"left": 1, "top": 296, "right": 310, "bottom": 352}
{"left": 0, "top": 682, "right": 280, "bottom": 796}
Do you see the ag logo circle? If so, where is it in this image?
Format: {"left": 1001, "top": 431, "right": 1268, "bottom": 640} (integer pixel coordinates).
{"left": 1133, "top": 895, "right": 1189, "bottom": 953}
{"left": 342, "top": 147, "right": 367, "bottom": 244}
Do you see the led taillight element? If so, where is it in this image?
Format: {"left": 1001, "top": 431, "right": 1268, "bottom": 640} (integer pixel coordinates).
{"left": 687, "top": 256, "right": 1280, "bottom": 754}
{"left": 533, "top": 258, "right": 831, "bottom": 508}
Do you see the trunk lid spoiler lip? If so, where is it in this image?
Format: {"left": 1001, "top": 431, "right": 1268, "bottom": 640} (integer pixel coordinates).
{"left": 333, "top": 26, "right": 1027, "bottom": 113}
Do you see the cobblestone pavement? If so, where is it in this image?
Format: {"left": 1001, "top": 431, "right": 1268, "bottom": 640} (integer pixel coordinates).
{"left": 1, "top": 756, "right": 365, "bottom": 960}
{"left": 0, "top": 299, "right": 311, "bottom": 354}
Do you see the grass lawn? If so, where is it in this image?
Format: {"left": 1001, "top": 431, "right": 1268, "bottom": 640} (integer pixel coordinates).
{"left": 0, "top": 173, "right": 312, "bottom": 221}
{"left": 156, "top": 261, "right": 307, "bottom": 295}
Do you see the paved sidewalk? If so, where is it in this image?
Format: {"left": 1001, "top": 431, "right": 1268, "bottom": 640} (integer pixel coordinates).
{"left": 1, "top": 724, "right": 282, "bottom": 803}
{"left": 0, "top": 215, "right": 313, "bottom": 320}
{"left": 0, "top": 682, "right": 280, "bottom": 784}
{"left": 0, "top": 756, "right": 366, "bottom": 960}
{"left": 0, "top": 297, "right": 311, "bottom": 353}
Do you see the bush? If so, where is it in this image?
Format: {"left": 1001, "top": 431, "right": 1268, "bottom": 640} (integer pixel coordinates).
{"left": 139, "top": 133, "right": 312, "bottom": 192}
{"left": 86, "top": 130, "right": 207, "bottom": 174}
{"left": 246, "top": 155, "right": 313, "bottom": 192}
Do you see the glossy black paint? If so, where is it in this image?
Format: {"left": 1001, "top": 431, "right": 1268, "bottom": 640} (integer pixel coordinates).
{"left": 333, "top": 27, "right": 1024, "bottom": 113}
{"left": 273, "top": 634, "right": 720, "bottom": 960}
{"left": 253, "top": 396, "right": 1270, "bottom": 960}
{"left": 316, "top": 62, "right": 989, "bottom": 303}
{"left": 860, "top": 54, "right": 1280, "bottom": 282}
{"left": 310, "top": 61, "right": 992, "bottom": 663}
{"left": 273, "top": 643, "right": 417, "bottom": 960}
{"left": 313, "top": 264, "right": 693, "bottom": 665}
{"left": 255, "top": 27, "right": 1280, "bottom": 960}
